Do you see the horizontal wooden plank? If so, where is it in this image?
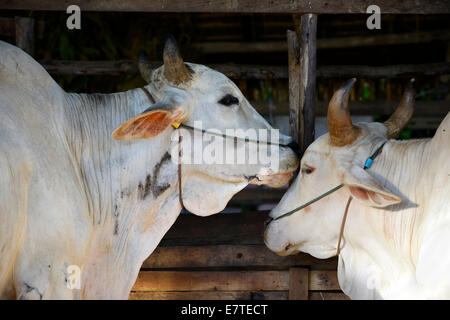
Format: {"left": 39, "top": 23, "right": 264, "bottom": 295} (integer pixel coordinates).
{"left": 252, "top": 100, "right": 450, "bottom": 118}
{"left": 309, "top": 291, "right": 349, "bottom": 300}
{"left": 132, "top": 270, "right": 289, "bottom": 291}
{"left": 142, "top": 245, "right": 338, "bottom": 269}
{"left": 160, "top": 211, "right": 268, "bottom": 246}
{"left": 1, "top": 0, "right": 448, "bottom": 14}
{"left": 194, "top": 31, "right": 450, "bottom": 53}
{"left": 129, "top": 290, "right": 288, "bottom": 300}
{"left": 309, "top": 270, "right": 341, "bottom": 291}
{"left": 40, "top": 60, "right": 450, "bottom": 79}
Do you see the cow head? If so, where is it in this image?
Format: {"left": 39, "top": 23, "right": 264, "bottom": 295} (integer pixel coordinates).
{"left": 112, "top": 36, "right": 299, "bottom": 216}
{"left": 264, "top": 78, "right": 415, "bottom": 258}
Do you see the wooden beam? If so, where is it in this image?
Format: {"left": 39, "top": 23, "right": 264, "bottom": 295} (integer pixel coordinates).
{"left": 192, "top": 31, "right": 450, "bottom": 53}
{"left": 142, "top": 244, "right": 338, "bottom": 269}
{"left": 132, "top": 270, "right": 290, "bottom": 291}
{"left": 309, "top": 270, "right": 341, "bottom": 291}
{"left": 40, "top": 60, "right": 450, "bottom": 79}
{"left": 129, "top": 291, "right": 288, "bottom": 300}
{"left": 159, "top": 211, "right": 269, "bottom": 246}
{"left": 250, "top": 100, "right": 450, "bottom": 117}
{"left": 15, "top": 16, "right": 34, "bottom": 56}
{"left": 289, "top": 268, "right": 309, "bottom": 300}
{"left": 287, "top": 29, "right": 302, "bottom": 146}
{"left": 297, "top": 13, "right": 317, "bottom": 152}
{"left": 1, "top": 0, "right": 448, "bottom": 14}
{"left": 309, "top": 292, "right": 350, "bottom": 300}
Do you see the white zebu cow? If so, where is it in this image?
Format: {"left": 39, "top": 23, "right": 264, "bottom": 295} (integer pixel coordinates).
{"left": 0, "top": 38, "right": 298, "bottom": 299}
{"left": 265, "top": 79, "right": 450, "bottom": 299}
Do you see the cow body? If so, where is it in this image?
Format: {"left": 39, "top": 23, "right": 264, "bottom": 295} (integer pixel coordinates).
{"left": 0, "top": 40, "right": 298, "bottom": 299}
{"left": 264, "top": 78, "right": 450, "bottom": 299}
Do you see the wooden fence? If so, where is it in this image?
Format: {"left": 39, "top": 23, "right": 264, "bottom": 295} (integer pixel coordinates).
{"left": 129, "top": 211, "right": 348, "bottom": 300}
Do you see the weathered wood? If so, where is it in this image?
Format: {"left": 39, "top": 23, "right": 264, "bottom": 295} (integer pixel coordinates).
{"left": 142, "top": 245, "right": 338, "bottom": 269}
{"left": 250, "top": 100, "right": 450, "bottom": 117}
{"left": 297, "top": 14, "right": 317, "bottom": 152}
{"left": 309, "top": 291, "right": 350, "bottom": 300}
{"left": 193, "top": 31, "right": 450, "bottom": 53}
{"left": 317, "top": 63, "right": 450, "bottom": 79}
{"left": 40, "top": 60, "right": 450, "bottom": 79}
{"left": 289, "top": 268, "right": 309, "bottom": 300}
{"left": 132, "top": 270, "right": 289, "bottom": 291}
{"left": 159, "top": 211, "right": 268, "bottom": 246}
{"left": 2, "top": 0, "right": 448, "bottom": 14}
{"left": 129, "top": 291, "right": 288, "bottom": 300}
{"left": 15, "top": 16, "right": 34, "bottom": 56}
{"left": 287, "top": 29, "right": 302, "bottom": 146}
{"left": 309, "top": 270, "right": 341, "bottom": 291}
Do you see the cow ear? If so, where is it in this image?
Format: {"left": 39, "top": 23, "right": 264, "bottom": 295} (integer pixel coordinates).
{"left": 112, "top": 105, "right": 184, "bottom": 140}
{"left": 343, "top": 166, "right": 402, "bottom": 208}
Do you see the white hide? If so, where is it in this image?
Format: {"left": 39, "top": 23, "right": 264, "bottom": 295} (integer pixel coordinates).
{"left": 0, "top": 41, "right": 298, "bottom": 299}
{"left": 265, "top": 113, "right": 450, "bottom": 299}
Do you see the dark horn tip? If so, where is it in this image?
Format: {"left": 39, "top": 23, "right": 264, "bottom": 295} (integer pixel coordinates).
{"left": 165, "top": 35, "right": 178, "bottom": 49}
{"left": 343, "top": 78, "right": 357, "bottom": 89}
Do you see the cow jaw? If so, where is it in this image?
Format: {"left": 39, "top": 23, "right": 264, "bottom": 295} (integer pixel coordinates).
{"left": 181, "top": 172, "right": 248, "bottom": 216}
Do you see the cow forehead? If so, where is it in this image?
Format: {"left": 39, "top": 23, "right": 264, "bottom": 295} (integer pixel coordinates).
{"left": 189, "top": 64, "right": 239, "bottom": 92}
{"left": 303, "top": 135, "right": 331, "bottom": 159}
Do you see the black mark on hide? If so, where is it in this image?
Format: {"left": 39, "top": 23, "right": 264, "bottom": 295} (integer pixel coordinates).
{"left": 138, "top": 174, "right": 152, "bottom": 200}
{"left": 138, "top": 152, "right": 172, "bottom": 200}
{"left": 21, "top": 283, "right": 43, "bottom": 300}
{"left": 114, "top": 219, "right": 119, "bottom": 235}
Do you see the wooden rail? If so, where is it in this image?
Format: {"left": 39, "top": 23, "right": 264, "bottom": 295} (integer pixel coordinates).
{"left": 1, "top": 0, "right": 448, "bottom": 14}
{"left": 193, "top": 31, "right": 450, "bottom": 53}
{"left": 40, "top": 60, "right": 450, "bottom": 79}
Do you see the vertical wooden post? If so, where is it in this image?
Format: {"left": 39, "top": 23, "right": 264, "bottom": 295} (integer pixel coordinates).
{"left": 15, "top": 16, "right": 35, "bottom": 56}
{"left": 293, "top": 13, "right": 318, "bottom": 153}
{"left": 287, "top": 29, "right": 302, "bottom": 147}
{"left": 289, "top": 267, "right": 309, "bottom": 300}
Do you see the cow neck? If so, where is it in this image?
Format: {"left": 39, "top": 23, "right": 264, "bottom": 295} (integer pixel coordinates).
{"left": 139, "top": 87, "right": 186, "bottom": 209}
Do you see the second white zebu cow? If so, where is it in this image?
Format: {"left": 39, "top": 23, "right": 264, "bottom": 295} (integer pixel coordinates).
{"left": 0, "top": 37, "right": 298, "bottom": 299}
{"left": 265, "top": 79, "right": 449, "bottom": 299}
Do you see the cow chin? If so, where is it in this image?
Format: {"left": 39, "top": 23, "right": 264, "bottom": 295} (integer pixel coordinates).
{"left": 249, "top": 171, "right": 293, "bottom": 188}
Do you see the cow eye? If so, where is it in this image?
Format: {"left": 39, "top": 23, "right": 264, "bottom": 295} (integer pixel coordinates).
{"left": 218, "top": 94, "right": 239, "bottom": 106}
{"left": 301, "top": 165, "right": 315, "bottom": 175}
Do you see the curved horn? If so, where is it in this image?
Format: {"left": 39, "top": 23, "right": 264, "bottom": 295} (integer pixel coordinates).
{"left": 163, "top": 35, "right": 192, "bottom": 85}
{"left": 138, "top": 51, "right": 153, "bottom": 83}
{"left": 327, "top": 78, "right": 360, "bottom": 147}
{"left": 384, "top": 78, "right": 415, "bottom": 139}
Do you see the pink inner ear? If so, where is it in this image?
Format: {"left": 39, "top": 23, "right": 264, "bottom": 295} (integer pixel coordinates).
{"left": 367, "top": 190, "right": 381, "bottom": 205}
{"left": 349, "top": 186, "right": 369, "bottom": 200}
{"left": 112, "top": 110, "right": 174, "bottom": 140}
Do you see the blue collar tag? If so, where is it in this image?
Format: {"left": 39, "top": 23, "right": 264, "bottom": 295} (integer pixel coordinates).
{"left": 364, "top": 157, "right": 374, "bottom": 169}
